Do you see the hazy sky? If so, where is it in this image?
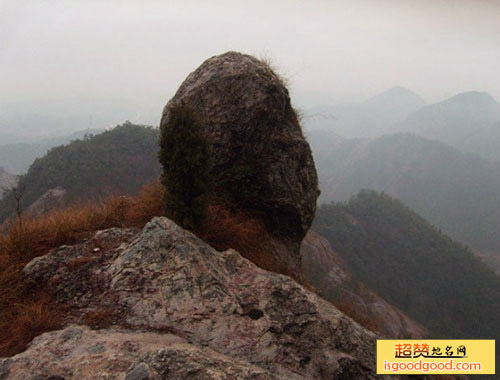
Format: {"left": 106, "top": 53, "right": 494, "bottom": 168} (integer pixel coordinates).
{"left": 1, "top": 0, "right": 500, "bottom": 129}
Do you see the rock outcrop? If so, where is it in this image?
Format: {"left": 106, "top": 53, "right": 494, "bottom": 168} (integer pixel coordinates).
{"left": 301, "top": 231, "right": 427, "bottom": 338}
{"left": 3, "top": 217, "right": 390, "bottom": 379}
{"left": 26, "top": 186, "right": 67, "bottom": 217}
{"left": 0, "top": 167, "right": 16, "bottom": 199}
{"left": 161, "top": 51, "right": 320, "bottom": 276}
{"left": 0, "top": 326, "right": 277, "bottom": 379}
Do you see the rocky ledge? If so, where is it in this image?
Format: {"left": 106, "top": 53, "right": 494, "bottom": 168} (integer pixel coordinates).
{"left": 0, "top": 217, "right": 393, "bottom": 379}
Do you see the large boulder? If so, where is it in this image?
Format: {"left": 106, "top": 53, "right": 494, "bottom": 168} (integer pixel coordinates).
{"left": 13, "top": 217, "right": 389, "bottom": 379}
{"left": 161, "top": 52, "right": 319, "bottom": 276}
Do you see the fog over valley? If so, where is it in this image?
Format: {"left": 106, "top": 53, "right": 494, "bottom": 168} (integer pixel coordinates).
{"left": 1, "top": 0, "right": 500, "bottom": 138}
{"left": 0, "top": 2, "right": 499, "bottom": 378}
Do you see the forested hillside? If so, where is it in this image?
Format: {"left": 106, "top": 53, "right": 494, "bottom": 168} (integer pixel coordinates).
{"left": 0, "top": 128, "right": 104, "bottom": 174}
{"left": 0, "top": 123, "right": 160, "bottom": 221}
{"left": 313, "top": 190, "right": 500, "bottom": 341}
{"left": 311, "top": 132, "right": 500, "bottom": 253}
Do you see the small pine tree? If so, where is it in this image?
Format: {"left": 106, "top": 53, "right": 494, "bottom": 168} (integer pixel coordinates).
{"left": 159, "top": 104, "right": 211, "bottom": 230}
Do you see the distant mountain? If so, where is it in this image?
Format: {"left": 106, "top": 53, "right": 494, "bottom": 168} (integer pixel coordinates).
{"left": 0, "top": 96, "right": 159, "bottom": 138}
{"left": 0, "top": 128, "right": 104, "bottom": 174}
{"left": 313, "top": 190, "right": 500, "bottom": 340}
{"left": 310, "top": 132, "right": 500, "bottom": 253}
{"left": 0, "top": 123, "right": 161, "bottom": 221}
{"left": 363, "top": 86, "right": 426, "bottom": 119}
{"left": 396, "top": 91, "right": 500, "bottom": 160}
{"left": 0, "top": 131, "right": 23, "bottom": 145}
{"left": 459, "top": 121, "right": 500, "bottom": 161}
{"left": 303, "top": 86, "right": 426, "bottom": 137}
{"left": 304, "top": 128, "right": 345, "bottom": 158}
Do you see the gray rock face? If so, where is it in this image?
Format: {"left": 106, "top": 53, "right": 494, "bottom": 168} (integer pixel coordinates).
{"left": 1, "top": 325, "right": 275, "bottom": 380}
{"left": 13, "top": 217, "right": 388, "bottom": 379}
{"left": 161, "top": 52, "right": 320, "bottom": 274}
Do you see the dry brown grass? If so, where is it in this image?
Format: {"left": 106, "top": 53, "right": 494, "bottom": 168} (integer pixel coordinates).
{"left": 0, "top": 179, "right": 165, "bottom": 263}
{"left": 0, "top": 293, "right": 63, "bottom": 357}
{"left": 82, "top": 308, "right": 118, "bottom": 330}
{"left": 197, "top": 203, "right": 282, "bottom": 273}
{"left": 334, "top": 297, "right": 383, "bottom": 334}
{"left": 125, "top": 179, "right": 165, "bottom": 227}
{"left": 1, "top": 197, "right": 127, "bottom": 264}
{"left": 0, "top": 179, "right": 286, "bottom": 357}
{"left": 0, "top": 179, "right": 166, "bottom": 357}
{"left": 259, "top": 55, "right": 291, "bottom": 89}
{"left": 66, "top": 256, "right": 97, "bottom": 271}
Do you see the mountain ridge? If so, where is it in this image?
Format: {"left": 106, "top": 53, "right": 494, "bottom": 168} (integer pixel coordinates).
{"left": 310, "top": 131, "right": 500, "bottom": 253}
{"left": 0, "top": 123, "right": 160, "bottom": 222}
{"left": 303, "top": 86, "right": 426, "bottom": 137}
{"left": 395, "top": 91, "right": 500, "bottom": 160}
{"left": 0, "top": 128, "right": 105, "bottom": 174}
{"left": 313, "top": 190, "right": 500, "bottom": 341}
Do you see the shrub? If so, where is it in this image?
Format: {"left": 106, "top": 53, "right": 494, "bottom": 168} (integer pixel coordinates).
{"left": 159, "top": 105, "right": 211, "bottom": 230}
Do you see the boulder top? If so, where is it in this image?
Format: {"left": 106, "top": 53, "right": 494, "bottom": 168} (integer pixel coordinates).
{"left": 161, "top": 52, "right": 320, "bottom": 276}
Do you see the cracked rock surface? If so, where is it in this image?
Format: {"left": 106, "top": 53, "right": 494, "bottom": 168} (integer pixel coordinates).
{"left": 1, "top": 217, "right": 391, "bottom": 379}
{"left": 0, "top": 326, "right": 275, "bottom": 380}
